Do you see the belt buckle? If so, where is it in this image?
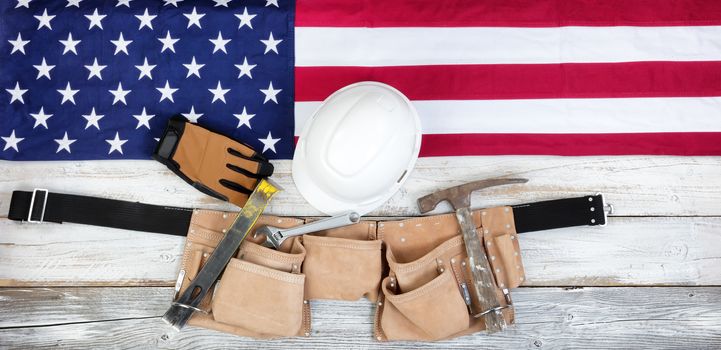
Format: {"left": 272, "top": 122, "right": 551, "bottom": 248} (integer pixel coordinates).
{"left": 27, "top": 188, "right": 49, "bottom": 223}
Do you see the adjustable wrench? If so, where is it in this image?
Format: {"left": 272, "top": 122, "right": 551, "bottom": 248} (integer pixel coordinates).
{"left": 255, "top": 211, "right": 361, "bottom": 248}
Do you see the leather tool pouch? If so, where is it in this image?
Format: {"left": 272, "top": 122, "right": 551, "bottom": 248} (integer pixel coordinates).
{"left": 176, "top": 209, "right": 311, "bottom": 338}
{"left": 175, "top": 208, "right": 524, "bottom": 340}
{"left": 153, "top": 118, "right": 274, "bottom": 207}
{"left": 374, "top": 207, "right": 525, "bottom": 341}
{"left": 301, "top": 222, "right": 383, "bottom": 301}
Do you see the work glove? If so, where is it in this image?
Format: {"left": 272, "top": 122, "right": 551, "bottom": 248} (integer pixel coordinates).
{"left": 153, "top": 117, "right": 274, "bottom": 207}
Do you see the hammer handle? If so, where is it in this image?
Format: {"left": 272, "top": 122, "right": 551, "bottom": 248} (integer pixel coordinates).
{"left": 455, "top": 207, "right": 506, "bottom": 333}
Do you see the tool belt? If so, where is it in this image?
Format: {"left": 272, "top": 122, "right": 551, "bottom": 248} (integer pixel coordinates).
{"left": 7, "top": 190, "right": 607, "bottom": 341}
{"left": 179, "top": 207, "right": 523, "bottom": 340}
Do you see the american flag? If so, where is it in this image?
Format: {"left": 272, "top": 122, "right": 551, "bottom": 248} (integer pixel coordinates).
{"left": 1, "top": 0, "right": 294, "bottom": 160}
{"left": 3, "top": 0, "right": 721, "bottom": 161}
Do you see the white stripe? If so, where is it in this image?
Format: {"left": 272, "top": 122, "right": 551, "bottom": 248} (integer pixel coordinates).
{"left": 296, "top": 26, "right": 721, "bottom": 66}
{"left": 295, "top": 97, "right": 721, "bottom": 135}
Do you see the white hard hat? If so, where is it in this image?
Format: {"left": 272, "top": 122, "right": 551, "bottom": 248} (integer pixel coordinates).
{"left": 292, "top": 81, "right": 422, "bottom": 215}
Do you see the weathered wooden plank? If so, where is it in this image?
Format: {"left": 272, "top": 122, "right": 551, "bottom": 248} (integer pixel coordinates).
{"left": 0, "top": 287, "right": 719, "bottom": 349}
{"left": 0, "top": 287, "right": 170, "bottom": 328}
{"left": 1, "top": 217, "right": 719, "bottom": 287}
{"left": 2, "top": 157, "right": 721, "bottom": 217}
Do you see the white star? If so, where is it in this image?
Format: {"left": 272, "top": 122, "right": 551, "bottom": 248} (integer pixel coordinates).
{"left": 213, "top": 0, "right": 232, "bottom": 7}
{"left": 135, "top": 8, "right": 156, "bottom": 30}
{"left": 82, "top": 107, "right": 104, "bottom": 130}
{"left": 111, "top": 32, "right": 132, "bottom": 55}
{"left": 235, "top": 57, "right": 256, "bottom": 79}
{"left": 85, "top": 8, "right": 106, "bottom": 30}
{"left": 30, "top": 106, "right": 53, "bottom": 129}
{"left": 208, "top": 81, "right": 230, "bottom": 104}
{"left": 158, "top": 31, "right": 179, "bottom": 53}
{"left": 184, "top": 7, "right": 205, "bottom": 29}
{"left": 235, "top": 7, "right": 256, "bottom": 29}
{"left": 66, "top": 0, "right": 82, "bottom": 7}
{"left": 135, "top": 57, "right": 156, "bottom": 80}
{"left": 57, "top": 82, "right": 79, "bottom": 105}
{"left": 183, "top": 56, "right": 205, "bottom": 78}
{"left": 6, "top": 82, "right": 28, "bottom": 104}
{"left": 84, "top": 58, "right": 106, "bottom": 80}
{"left": 116, "top": 0, "right": 132, "bottom": 7}
{"left": 34, "top": 9, "right": 55, "bottom": 30}
{"left": 8, "top": 33, "right": 30, "bottom": 55}
{"left": 163, "top": 0, "right": 183, "bottom": 7}
{"left": 132, "top": 107, "right": 155, "bottom": 129}
{"left": 2, "top": 130, "right": 24, "bottom": 152}
{"left": 234, "top": 107, "right": 255, "bottom": 129}
{"left": 109, "top": 82, "right": 130, "bottom": 105}
{"left": 209, "top": 32, "right": 230, "bottom": 54}
{"left": 156, "top": 81, "right": 178, "bottom": 103}
{"left": 182, "top": 106, "right": 203, "bottom": 123}
{"left": 261, "top": 32, "right": 282, "bottom": 54}
{"left": 265, "top": 0, "right": 279, "bottom": 8}
{"left": 54, "top": 132, "right": 76, "bottom": 154}
{"left": 106, "top": 132, "right": 127, "bottom": 155}
{"left": 260, "top": 81, "right": 282, "bottom": 104}
{"left": 258, "top": 132, "right": 280, "bottom": 153}
{"left": 59, "top": 33, "right": 81, "bottom": 55}
{"left": 16, "top": 0, "right": 32, "bottom": 9}
{"left": 33, "top": 57, "right": 55, "bottom": 80}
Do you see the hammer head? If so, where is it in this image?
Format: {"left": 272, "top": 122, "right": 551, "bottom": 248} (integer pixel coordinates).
{"left": 417, "top": 178, "right": 528, "bottom": 213}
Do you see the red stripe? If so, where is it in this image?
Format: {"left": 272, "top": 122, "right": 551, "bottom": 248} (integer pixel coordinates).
{"left": 295, "top": 133, "right": 721, "bottom": 155}
{"left": 295, "top": 62, "right": 721, "bottom": 101}
{"left": 297, "top": 0, "right": 721, "bottom": 27}
{"left": 419, "top": 133, "right": 721, "bottom": 156}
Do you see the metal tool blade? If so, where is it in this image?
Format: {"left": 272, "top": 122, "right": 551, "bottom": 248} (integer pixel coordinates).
{"left": 162, "top": 179, "right": 280, "bottom": 331}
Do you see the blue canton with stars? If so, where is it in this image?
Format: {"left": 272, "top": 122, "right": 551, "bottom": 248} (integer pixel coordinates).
{"left": 0, "top": 0, "right": 294, "bottom": 160}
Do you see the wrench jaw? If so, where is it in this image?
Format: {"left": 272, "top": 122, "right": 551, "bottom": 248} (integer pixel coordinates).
{"left": 268, "top": 231, "right": 286, "bottom": 249}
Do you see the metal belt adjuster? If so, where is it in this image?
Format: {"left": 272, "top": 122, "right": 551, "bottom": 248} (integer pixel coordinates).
{"left": 598, "top": 192, "right": 614, "bottom": 227}
{"left": 26, "top": 188, "right": 49, "bottom": 223}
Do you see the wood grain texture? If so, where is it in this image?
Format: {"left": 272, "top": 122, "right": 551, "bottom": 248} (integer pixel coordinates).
{"left": 2, "top": 157, "right": 721, "bottom": 217}
{"left": 1, "top": 287, "right": 719, "bottom": 349}
{"left": 1, "top": 217, "right": 719, "bottom": 287}
{"left": 0, "top": 287, "right": 170, "bottom": 328}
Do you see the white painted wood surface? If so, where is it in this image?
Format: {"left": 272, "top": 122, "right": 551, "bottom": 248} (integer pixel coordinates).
{"left": 1, "top": 287, "right": 719, "bottom": 349}
{"left": 2, "top": 157, "right": 721, "bottom": 217}
{"left": 1, "top": 156, "right": 720, "bottom": 349}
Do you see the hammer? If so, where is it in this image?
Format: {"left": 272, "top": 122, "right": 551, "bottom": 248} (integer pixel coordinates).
{"left": 417, "top": 177, "right": 528, "bottom": 333}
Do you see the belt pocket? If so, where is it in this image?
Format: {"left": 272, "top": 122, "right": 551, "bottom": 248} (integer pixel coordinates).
{"left": 211, "top": 257, "right": 306, "bottom": 337}
{"left": 386, "top": 236, "right": 466, "bottom": 292}
{"left": 302, "top": 234, "right": 383, "bottom": 301}
{"left": 380, "top": 236, "right": 470, "bottom": 340}
{"left": 178, "top": 229, "right": 222, "bottom": 312}
{"left": 381, "top": 270, "right": 470, "bottom": 340}
{"left": 237, "top": 237, "right": 306, "bottom": 273}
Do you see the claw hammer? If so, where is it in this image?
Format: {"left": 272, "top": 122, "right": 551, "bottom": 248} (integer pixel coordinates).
{"left": 417, "top": 178, "right": 528, "bottom": 333}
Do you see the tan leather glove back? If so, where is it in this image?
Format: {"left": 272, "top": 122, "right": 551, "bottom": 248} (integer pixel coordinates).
{"left": 153, "top": 118, "right": 274, "bottom": 207}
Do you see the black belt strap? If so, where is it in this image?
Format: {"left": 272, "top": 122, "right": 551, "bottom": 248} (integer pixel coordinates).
{"left": 7, "top": 189, "right": 193, "bottom": 236}
{"left": 512, "top": 194, "right": 606, "bottom": 233}
{"left": 7, "top": 189, "right": 607, "bottom": 235}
